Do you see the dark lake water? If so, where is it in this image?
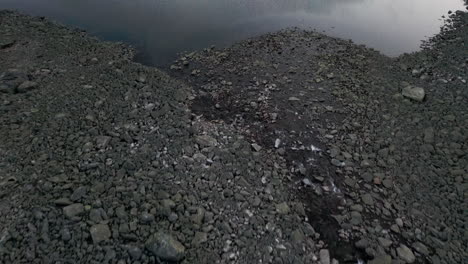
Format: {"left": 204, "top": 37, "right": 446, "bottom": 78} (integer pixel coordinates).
{"left": 0, "top": 0, "right": 466, "bottom": 66}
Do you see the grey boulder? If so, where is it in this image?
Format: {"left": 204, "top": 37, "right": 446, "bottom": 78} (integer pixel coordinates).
{"left": 397, "top": 244, "right": 416, "bottom": 263}
{"left": 146, "top": 231, "right": 186, "bottom": 262}
{"left": 63, "top": 203, "right": 84, "bottom": 218}
{"left": 90, "top": 224, "right": 111, "bottom": 243}
{"left": 402, "top": 86, "right": 425, "bottom": 102}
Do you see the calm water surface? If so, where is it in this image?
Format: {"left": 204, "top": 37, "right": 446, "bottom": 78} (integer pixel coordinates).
{"left": 0, "top": 0, "right": 465, "bottom": 65}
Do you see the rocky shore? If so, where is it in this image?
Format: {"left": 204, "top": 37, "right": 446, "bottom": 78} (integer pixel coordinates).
{"left": 1, "top": 5, "right": 467, "bottom": 264}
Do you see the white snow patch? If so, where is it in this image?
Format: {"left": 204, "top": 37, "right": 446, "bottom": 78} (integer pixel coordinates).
{"left": 274, "top": 138, "right": 281, "bottom": 148}
{"left": 310, "top": 144, "right": 321, "bottom": 152}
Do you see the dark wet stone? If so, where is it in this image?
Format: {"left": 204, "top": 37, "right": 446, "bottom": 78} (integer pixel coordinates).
{"left": 355, "top": 239, "right": 368, "bottom": 249}
{"left": 54, "top": 198, "right": 73, "bottom": 206}
{"left": 89, "top": 209, "right": 103, "bottom": 223}
{"left": 195, "top": 135, "right": 217, "bottom": 147}
{"left": 275, "top": 202, "right": 290, "bottom": 215}
{"left": 0, "top": 39, "right": 15, "bottom": 49}
{"left": 412, "top": 242, "right": 430, "bottom": 256}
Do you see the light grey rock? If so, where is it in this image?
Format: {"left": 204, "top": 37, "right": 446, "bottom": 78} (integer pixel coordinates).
{"left": 319, "top": 249, "right": 330, "bottom": 264}
{"left": 402, "top": 86, "right": 425, "bottom": 102}
{"left": 411, "top": 242, "right": 429, "bottom": 256}
{"left": 395, "top": 218, "right": 404, "bottom": 227}
{"left": 350, "top": 204, "right": 363, "bottom": 212}
{"left": 331, "top": 159, "right": 344, "bottom": 167}
{"left": 146, "top": 232, "right": 186, "bottom": 262}
{"left": 115, "top": 206, "right": 127, "bottom": 219}
{"left": 195, "top": 135, "right": 218, "bottom": 147}
{"left": 361, "top": 193, "right": 374, "bottom": 206}
{"left": 291, "top": 229, "right": 305, "bottom": 243}
{"left": 378, "top": 237, "right": 393, "bottom": 248}
{"left": 168, "top": 212, "right": 179, "bottom": 222}
{"left": 140, "top": 212, "right": 155, "bottom": 224}
{"left": 275, "top": 202, "right": 290, "bottom": 215}
{"left": 191, "top": 207, "right": 205, "bottom": 225}
{"left": 382, "top": 179, "right": 393, "bottom": 188}
{"left": 63, "top": 203, "right": 84, "bottom": 218}
{"left": 368, "top": 254, "right": 392, "bottom": 264}
{"left": 390, "top": 224, "right": 400, "bottom": 233}
{"left": 191, "top": 231, "right": 208, "bottom": 246}
{"left": 251, "top": 143, "right": 262, "bottom": 152}
{"left": 361, "top": 172, "right": 374, "bottom": 182}
{"left": 423, "top": 128, "right": 435, "bottom": 143}
{"left": 54, "top": 198, "right": 73, "bottom": 206}
{"left": 90, "top": 224, "right": 111, "bottom": 243}
{"left": 397, "top": 244, "right": 416, "bottom": 263}
{"left": 61, "top": 228, "right": 71, "bottom": 241}
{"left": 350, "top": 211, "right": 363, "bottom": 225}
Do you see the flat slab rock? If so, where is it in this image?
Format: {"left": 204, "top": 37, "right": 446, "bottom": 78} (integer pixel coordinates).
{"left": 402, "top": 86, "right": 425, "bottom": 102}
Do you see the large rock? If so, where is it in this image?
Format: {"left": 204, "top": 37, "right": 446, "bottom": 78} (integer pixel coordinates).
{"left": 90, "top": 224, "right": 111, "bottom": 243}
{"left": 191, "top": 232, "right": 208, "bottom": 246}
{"left": 397, "top": 244, "right": 416, "bottom": 263}
{"left": 377, "top": 237, "right": 393, "bottom": 248}
{"left": 412, "top": 242, "right": 429, "bottom": 256}
{"left": 361, "top": 193, "right": 374, "bottom": 206}
{"left": 146, "top": 232, "right": 186, "bottom": 262}
{"left": 319, "top": 249, "right": 330, "bottom": 264}
{"left": 402, "top": 86, "right": 425, "bottom": 102}
{"left": 275, "top": 202, "right": 290, "bottom": 215}
{"left": 63, "top": 203, "right": 84, "bottom": 218}
{"left": 0, "top": 39, "right": 15, "bottom": 49}
{"left": 195, "top": 135, "right": 218, "bottom": 147}
{"left": 368, "top": 254, "right": 392, "bottom": 264}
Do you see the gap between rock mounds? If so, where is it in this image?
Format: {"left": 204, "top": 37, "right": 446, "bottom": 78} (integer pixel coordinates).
{"left": 186, "top": 79, "right": 364, "bottom": 263}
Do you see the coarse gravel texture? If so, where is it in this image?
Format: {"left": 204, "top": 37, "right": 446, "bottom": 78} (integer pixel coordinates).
{"left": 1, "top": 4, "right": 467, "bottom": 264}
{"left": 1, "top": 11, "right": 322, "bottom": 264}
{"left": 169, "top": 6, "right": 468, "bottom": 264}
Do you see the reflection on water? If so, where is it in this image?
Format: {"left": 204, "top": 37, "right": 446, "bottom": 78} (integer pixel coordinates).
{"left": 0, "top": 0, "right": 465, "bottom": 65}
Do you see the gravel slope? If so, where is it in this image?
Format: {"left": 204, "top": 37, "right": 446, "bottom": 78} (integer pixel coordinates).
{"left": 1, "top": 5, "right": 467, "bottom": 264}
{"left": 169, "top": 7, "right": 468, "bottom": 264}
{"left": 1, "top": 11, "right": 321, "bottom": 264}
